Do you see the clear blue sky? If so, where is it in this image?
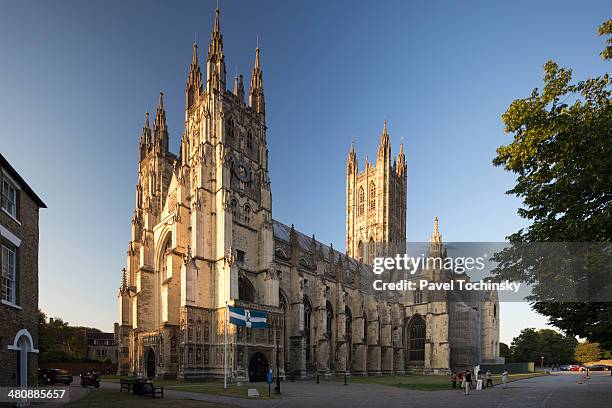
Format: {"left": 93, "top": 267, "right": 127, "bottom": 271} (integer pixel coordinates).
{"left": 1, "top": 0, "right": 609, "bottom": 344}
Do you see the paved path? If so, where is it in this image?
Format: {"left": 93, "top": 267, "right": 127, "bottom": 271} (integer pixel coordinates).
{"left": 100, "top": 372, "right": 612, "bottom": 408}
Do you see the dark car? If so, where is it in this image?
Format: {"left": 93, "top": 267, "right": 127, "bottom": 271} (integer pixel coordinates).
{"left": 39, "top": 368, "right": 73, "bottom": 385}
{"left": 584, "top": 364, "right": 610, "bottom": 371}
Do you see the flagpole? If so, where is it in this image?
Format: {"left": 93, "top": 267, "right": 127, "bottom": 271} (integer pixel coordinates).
{"left": 224, "top": 300, "right": 228, "bottom": 389}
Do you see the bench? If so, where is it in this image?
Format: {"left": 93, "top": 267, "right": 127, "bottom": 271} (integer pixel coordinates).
{"left": 148, "top": 386, "right": 164, "bottom": 399}
{"left": 119, "top": 378, "right": 133, "bottom": 392}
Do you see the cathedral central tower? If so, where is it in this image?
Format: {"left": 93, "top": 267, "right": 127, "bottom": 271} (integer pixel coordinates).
{"left": 345, "top": 121, "right": 407, "bottom": 264}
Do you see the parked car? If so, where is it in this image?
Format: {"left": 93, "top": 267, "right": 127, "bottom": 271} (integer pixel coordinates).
{"left": 584, "top": 364, "right": 610, "bottom": 371}
{"left": 569, "top": 365, "right": 583, "bottom": 371}
{"left": 559, "top": 364, "right": 580, "bottom": 371}
{"left": 38, "top": 368, "right": 73, "bottom": 385}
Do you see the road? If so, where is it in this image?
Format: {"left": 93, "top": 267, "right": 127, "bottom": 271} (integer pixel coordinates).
{"left": 94, "top": 371, "right": 612, "bottom": 408}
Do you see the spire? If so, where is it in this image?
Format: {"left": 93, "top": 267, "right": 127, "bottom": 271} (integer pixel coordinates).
{"left": 377, "top": 119, "right": 391, "bottom": 163}
{"left": 153, "top": 91, "right": 169, "bottom": 153}
{"left": 430, "top": 217, "right": 442, "bottom": 244}
{"left": 347, "top": 139, "right": 357, "bottom": 172}
{"left": 139, "top": 112, "right": 151, "bottom": 161}
{"left": 206, "top": 5, "right": 226, "bottom": 90}
{"left": 186, "top": 42, "right": 203, "bottom": 109}
{"left": 249, "top": 47, "right": 265, "bottom": 116}
{"left": 380, "top": 120, "right": 390, "bottom": 147}
{"left": 397, "top": 139, "right": 406, "bottom": 176}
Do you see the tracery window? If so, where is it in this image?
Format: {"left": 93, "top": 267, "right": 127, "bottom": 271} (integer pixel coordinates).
{"left": 369, "top": 181, "right": 376, "bottom": 211}
{"left": 408, "top": 315, "right": 426, "bottom": 362}
{"left": 246, "top": 130, "right": 253, "bottom": 150}
{"left": 304, "top": 297, "right": 312, "bottom": 362}
{"left": 413, "top": 289, "right": 423, "bottom": 304}
{"left": 358, "top": 186, "right": 365, "bottom": 216}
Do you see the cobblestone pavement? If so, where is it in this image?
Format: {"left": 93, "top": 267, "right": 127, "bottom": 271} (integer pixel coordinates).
{"left": 97, "top": 372, "right": 612, "bottom": 408}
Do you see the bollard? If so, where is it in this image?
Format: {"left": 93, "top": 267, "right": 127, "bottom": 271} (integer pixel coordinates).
{"left": 344, "top": 371, "right": 347, "bottom": 386}
{"left": 317, "top": 374, "right": 320, "bottom": 384}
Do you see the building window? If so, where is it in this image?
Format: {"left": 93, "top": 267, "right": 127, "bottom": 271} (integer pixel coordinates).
{"left": 226, "top": 118, "right": 234, "bottom": 139}
{"left": 326, "top": 301, "right": 334, "bottom": 337}
{"left": 408, "top": 315, "right": 426, "bottom": 362}
{"left": 243, "top": 204, "right": 251, "bottom": 224}
{"left": 358, "top": 186, "right": 365, "bottom": 216}
{"left": 238, "top": 276, "right": 254, "bottom": 302}
{"left": 230, "top": 199, "right": 238, "bottom": 219}
{"left": 304, "top": 297, "right": 312, "bottom": 363}
{"left": 369, "top": 181, "right": 376, "bottom": 211}
{"left": 413, "top": 289, "right": 423, "bottom": 304}
{"left": 1, "top": 177, "right": 17, "bottom": 219}
{"left": 246, "top": 131, "right": 253, "bottom": 150}
{"left": 1, "top": 244, "right": 16, "bottom": 304}
{"left": 236, "top": 250, "right": 245, "bottom": 264}
{"left": 493, "top": 304, "right": 497, "bottom": 318}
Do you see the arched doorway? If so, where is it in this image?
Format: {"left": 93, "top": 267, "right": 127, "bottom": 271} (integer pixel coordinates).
{"left": 8, "top": 329, "right": 38, "bottom": 388}
{"left": 248, "top": 352, "right": 269, "bottom": 382}
{"left": 146, "top": 349, "right": 156, "bottom": 379}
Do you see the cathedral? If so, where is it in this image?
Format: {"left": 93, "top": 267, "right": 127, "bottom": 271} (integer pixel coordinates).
{"left": 116, "top": 8, "right": 501, "bottom": 381}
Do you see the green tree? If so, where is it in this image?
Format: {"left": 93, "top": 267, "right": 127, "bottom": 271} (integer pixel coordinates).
{"left": 499, "top": 342, "right": 512, "bottom": 361}
{"left": 492, "top": 20, "right": 612, "bottom": 349}
{"left": 575, "top": 341, "right": 602, "bottom": 363}
{"left": 510, "top": 328, "right": 577, "bottom": 365}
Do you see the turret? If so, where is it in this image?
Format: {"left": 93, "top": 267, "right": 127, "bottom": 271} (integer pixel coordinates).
{"left": 397, "top": 141, "right": 406, "bottom": 176}
{"left": 152, "top": 91, "right": 169, "bottom": 154}
{"left": 377, "top": 120, "right": 391, "bottom": 163}
{"left": 234, "top": 73, "right": 245, "bottom": 105}
{"left": 206, "top": 7, "right": 226, "bottom": 91}
{"left": 347, "top": 140, "right": 357, "bottom": 173}
{"left": 249, "top": 47, "right": 265, "bottom": 118}
{"left": 139, "top": 112, "right": 151, "bottom": 161}
{"left": 186, "top": 42, "right": 203, "bottom": 109}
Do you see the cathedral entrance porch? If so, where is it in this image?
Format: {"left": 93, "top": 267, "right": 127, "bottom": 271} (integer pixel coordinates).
{"left": 248, "top": 352, "right": 269, "bottom": 382}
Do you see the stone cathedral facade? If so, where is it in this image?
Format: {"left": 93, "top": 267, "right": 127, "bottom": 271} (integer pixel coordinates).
{"left": 116, "top": 9, "right": 501, "bottom": 381}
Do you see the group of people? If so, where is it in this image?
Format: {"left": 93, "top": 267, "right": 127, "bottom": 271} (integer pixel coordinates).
{"left": 451, "top": 368, "right": 510, "bottom": 394}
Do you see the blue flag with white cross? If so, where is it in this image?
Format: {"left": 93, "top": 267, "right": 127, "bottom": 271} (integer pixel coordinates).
{"left": 228, "top": 305, "right": 269, "bottom": 328}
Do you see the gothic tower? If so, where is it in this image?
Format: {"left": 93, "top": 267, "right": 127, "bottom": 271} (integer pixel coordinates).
{"left": 346, "top": 121, "right": 407, "bottom": 264}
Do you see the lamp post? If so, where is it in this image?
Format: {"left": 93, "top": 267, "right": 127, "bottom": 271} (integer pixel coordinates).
{"left": 540, "top": 355, "right": 544, "bottom": 368}
{"left": 275, "top": 331, "right": 281, "bottom": 394}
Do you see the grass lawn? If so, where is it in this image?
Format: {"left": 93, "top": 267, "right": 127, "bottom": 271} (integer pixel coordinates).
{"left": 341, "top": 372, "right": 548, "bottom": 391}
{"left": 101, "top": 377, "right": 278, "bottom": 400}
{"left": 69, "top": 388, "right": 238, "bottom": 408}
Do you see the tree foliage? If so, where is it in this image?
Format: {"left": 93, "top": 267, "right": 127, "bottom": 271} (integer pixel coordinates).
{"left": 492, "top": 20, "right": 612, "bottom": 349}
{"left": 38, "top": 309, "right": 101, "bottom": 362}
{"left": 510, "top": 328, "right": 577, "bottom": 364}
{"left": 574, "top": 341, "right": 602, "bottom": 363}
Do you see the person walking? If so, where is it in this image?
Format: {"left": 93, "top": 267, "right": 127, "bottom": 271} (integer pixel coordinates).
{"left": 501, "top": 368, "right": 509, "bottom": 389}
{"left": 465, "top": 369, "right": 472, "bottom": 389}
{"left": 464, "top": 373, "right": 470, "bottom": 395}
{"left": 451, "top": 371, "right": 457, "bottom": 389}
{"left": 485, "top": 370, "right": 493, "bottom": 388}
{"left": 476, "top": 371, "right": 483, "bottom": 390}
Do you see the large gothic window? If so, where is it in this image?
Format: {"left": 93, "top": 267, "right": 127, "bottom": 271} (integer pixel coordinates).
{"left": 357, "top": 241, "right": 364, "bottom": 261}
{"left": 304, "top": 297, "right": 312, "bottom": 363}
{"left": 160, "top": 237, "right": 172, "bottom": 281}
{"left": 238, "top": 277, "right": 255, "bottom": 302}
{"left": 345, "top": 306, "right": 352, "bottom": 367}
{"left": 358, "top": 186, "right": 365, "bottom": 216}
{"left": 326, "top": 301, "right": 334, "bottom": 337}
{"left": 369, "top": 181, "right": 376, "bottom": 211}
{"left": 408, "top": 315, "right": 426, "bottom": 362}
